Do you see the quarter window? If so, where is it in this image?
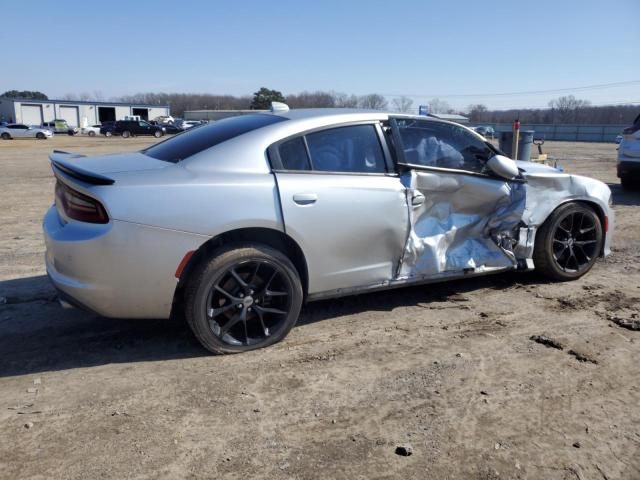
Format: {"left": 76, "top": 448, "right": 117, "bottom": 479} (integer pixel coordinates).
{"left": 305, "top": 125, "right": 386, "bottom": 173}
{"left": 395, "top": 119, "right": 493, "bottom": 174}
{"left": 279, "top": 137, "right": 311, "bottom": 171}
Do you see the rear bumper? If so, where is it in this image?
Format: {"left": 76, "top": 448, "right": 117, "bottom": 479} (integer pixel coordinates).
{"left": 617, "top": 160, "right": 640, "bottom": 179}
{"left": 43, "top": 206, "right": 208, "bottom": 319}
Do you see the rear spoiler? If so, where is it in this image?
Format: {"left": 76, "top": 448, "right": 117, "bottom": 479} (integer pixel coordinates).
{"left": 50, "top": 151, "right": 115, "bottom": 186}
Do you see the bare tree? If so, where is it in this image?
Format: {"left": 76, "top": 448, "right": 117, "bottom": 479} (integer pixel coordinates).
{"left": 548, "top": 95, "right": 591, "bottom": 123}
{"left": 428, "top": 98, "right": 452, "bottom": 114}
{"left": 358, "top": 94, "right": 388, "bottom": 110}
{"left": 392, "top": 96, "right": 414, "bottom": 113}
{"left": 467, "top": 104, "right": 488, "bottom": 122}
{"left": 286, "top": 91, "right": 336, "bottom": 108}
{"left": 333, "top": 92, "right": 359, "bottom": 108}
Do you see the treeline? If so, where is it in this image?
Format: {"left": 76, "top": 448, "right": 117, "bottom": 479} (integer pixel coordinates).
{"left": 468, "top": 97, "right": 638, "bottom": 125}
{"left": 117, "top": 90, "right": 395, "bottom": 116}
{"left": 4, "top": 88, "right": 636, "bottom": 125}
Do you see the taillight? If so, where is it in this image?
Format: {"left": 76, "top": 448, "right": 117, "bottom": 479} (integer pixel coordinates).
{"left": 55, "top": 181, "right": 109, "bottom": 223}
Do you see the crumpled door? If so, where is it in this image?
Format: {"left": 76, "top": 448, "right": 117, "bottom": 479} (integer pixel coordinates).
{"left": 397, "top": 169, "right": 526, "bottom": 279}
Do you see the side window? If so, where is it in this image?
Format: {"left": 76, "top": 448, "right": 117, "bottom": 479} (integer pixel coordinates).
{"left": 278, "top": 137, "right": 311, "bottom": 171}
{"left": 305, "top": 125, "right": 386, "bottom": 173}
{"left": 395, "top": 120, "right": 492, "bottom": 173}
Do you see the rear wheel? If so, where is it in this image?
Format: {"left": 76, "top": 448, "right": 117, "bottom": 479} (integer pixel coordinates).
{"left": 1, "top": 132, "right": 11, "bottom": 140}
{"left": 122, "top": 130, "right": 131, "bottom": 138}
{"left": 105, "top": 131, "right": 112, "bottom": 137}
{"left": 184, "top": 244, "right": 303, "bottom": 354}
{"left": 88, "top": 131, "right": 96, "bottom": 137}
{"left": 533, "top": 202, "right": 603, "bottom": 281}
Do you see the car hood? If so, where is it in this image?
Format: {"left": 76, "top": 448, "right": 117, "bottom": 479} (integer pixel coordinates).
{"left": 49, "top": 151, "right": 170, "bottom": 175}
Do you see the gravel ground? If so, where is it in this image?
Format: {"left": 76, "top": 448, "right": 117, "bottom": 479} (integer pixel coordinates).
{"left": 0, "top": 136, "right": 638, "bottom": 480}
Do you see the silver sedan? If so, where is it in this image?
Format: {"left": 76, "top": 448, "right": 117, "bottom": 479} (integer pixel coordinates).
{"left": 43, "top": 106, "right": 614, "bottom": 354}
{"left": 1, "top": 123, "right": 52, "bottom": 139}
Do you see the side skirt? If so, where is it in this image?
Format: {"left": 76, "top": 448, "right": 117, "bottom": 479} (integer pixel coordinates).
{"left": 305, "top": 266, "right": 516, "bottom": 302}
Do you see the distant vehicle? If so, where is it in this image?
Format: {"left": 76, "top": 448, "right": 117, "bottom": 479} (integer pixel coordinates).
{"left": 617, "top": 112, "right": 640, "bottom": 190}
{"left": 182, "top": 120, "right": 204, "bottom": 130}
{"left": 42, "top": 120, "right": 78, "bottom": 136}
{"left": 615, "top": 135, "right": 623, "bottom": 144}
{"left": 100, "top": 121, "right": 116, "bottom": 137}
{"left": 81, "top": 125, "right": 102, "bottom": 137}
{"left": 153, "top": 115, "right": 175, "bottom": 125}
{"left": 0, "top": 123, "right": 52, "bottom": 140}
{"left": 474, "top": 126, "right": 495, "bottom": 139}
{"left": 113, "top": 120, "right": 164, "bottom": 138}
{"left": 162, "top": 124, "right": 182, "bottom": 134}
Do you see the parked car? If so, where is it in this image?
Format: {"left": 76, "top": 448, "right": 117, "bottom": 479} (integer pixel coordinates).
{"left": 44, "top": 106, "right": 613, "bottom": 354}
{"left": 42, "top": 120, "right": 78, "bottom": 136}
{"left": 162, "top": 124, "right": 182, "bottom": 134}
{"left": 1, "top": 123, "right": 52, "bottom": 140}
{"left": 182, "top": 120, "right": 204, "bottom": 130}
{"left": 615, "top": 135, "right": 623, "bottom": 144}
{"left": 100, "top": 121, "right": 116, "bottom": 137}
{"left": 113, "top": 120, "right": 164, "bottom": 138}
{"left": 152, "top": 115, "right": 175, "bottom": 125}
{"left": 80, "top": 125, "right": 102, "bottom": 137}
{"left": 474, "top": 126, "right": 495, "bottom": 139}
{"left": 617, "top": 112, "right": 640, "bottom": 189}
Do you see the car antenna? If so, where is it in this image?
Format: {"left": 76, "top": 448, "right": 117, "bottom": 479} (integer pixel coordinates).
{"left": 271, "top": 102, "right": 289, "bottom": 113}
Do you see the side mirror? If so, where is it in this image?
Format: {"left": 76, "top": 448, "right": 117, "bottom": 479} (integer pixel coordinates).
{"left": 486, "top": 154, "right": 519, "bottom": 180}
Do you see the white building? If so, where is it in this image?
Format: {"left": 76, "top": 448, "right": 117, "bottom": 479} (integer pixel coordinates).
{"left": 0, "top": 98, "right": 170, "bottom": 127}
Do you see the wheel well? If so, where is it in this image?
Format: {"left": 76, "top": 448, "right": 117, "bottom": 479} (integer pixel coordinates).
{"left": 172, "top": 228, "right": 309, "bottom": 314}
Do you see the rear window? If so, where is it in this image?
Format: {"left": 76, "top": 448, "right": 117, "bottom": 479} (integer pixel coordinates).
{"left": 143, "top": 114, "right": 288, "bottom": 163}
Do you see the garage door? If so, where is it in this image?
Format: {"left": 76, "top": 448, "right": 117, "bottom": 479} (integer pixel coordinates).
{"left": 21, "top": 104, "right": 43, "bottom": 126}
{"left": 59, "top": 106, "right": 79, "bottom": 127}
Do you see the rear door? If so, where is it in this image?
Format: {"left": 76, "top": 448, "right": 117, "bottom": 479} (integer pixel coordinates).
{"left": 271, "top": 122, "right": 409, "bottom": 295}
{"left": 389, "top": 117, "right": 526, "bottom": 279}
{"left": 10, "top": 124, "right": 30, "bottom": 137}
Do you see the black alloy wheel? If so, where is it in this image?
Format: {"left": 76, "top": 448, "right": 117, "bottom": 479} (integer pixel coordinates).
{"left": 206, "top": 260, "right": 293, "bottom": 346}
{"left": 551, "top": 210, "right": 600, "bottom": 274}
{"left": 533, "top": 202, "right": 603, "bottom": 280}
{"left": 184, "top": 245, "right": 303, "bottom": 354}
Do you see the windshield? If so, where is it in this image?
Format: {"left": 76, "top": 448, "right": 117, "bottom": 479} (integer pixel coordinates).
{"left": 143, "top": 114, "right": 287, "bottom": 163}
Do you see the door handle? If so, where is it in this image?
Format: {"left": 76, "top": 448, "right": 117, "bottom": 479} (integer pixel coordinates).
{"left": 411, "top": 192, "right": 425, "bottom": 207}
{"left": 293, "top": 193, "right": 318, "bottom": 205}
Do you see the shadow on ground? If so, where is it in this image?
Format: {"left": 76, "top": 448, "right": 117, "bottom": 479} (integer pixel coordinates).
{"left": 608, "top": 183, "right": 640, "bottom": 206}
{"left": 0, "top": 271, "right": 546, "bottom": 378}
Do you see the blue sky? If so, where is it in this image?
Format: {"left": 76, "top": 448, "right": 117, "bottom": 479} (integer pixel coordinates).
{"left": 2, "top": 0, "right": 639, "bottom": 111}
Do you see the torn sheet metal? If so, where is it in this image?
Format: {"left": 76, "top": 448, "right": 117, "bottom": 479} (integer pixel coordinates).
{"left": 398, "top": 170, "right": 526, "bottom": 278}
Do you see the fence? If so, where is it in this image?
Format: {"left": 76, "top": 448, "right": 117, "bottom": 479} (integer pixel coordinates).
{"left": 479, "top": 123, "right": 626, "bottom": 143}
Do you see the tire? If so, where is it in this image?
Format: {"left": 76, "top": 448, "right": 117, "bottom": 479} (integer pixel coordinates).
{"left": 184, "top": 244, "right": 303, "bottom": 354}
{"left": 122, "top": 130, "right": 131, "bottom": 138}
{"left": 621, "top": 176, "right": 635, "bottom": 191}
{"left": 533, "top": 202, "right": 603, "bottom": 281}
{"left": 153, "top": 130, "right": 162, "bottom": 138}
{"left": 88, "top": 131, "right": 96, "bottom": 137}
{"left": 1, "top": 132, "right": 11, "bottom": 140}
{"left": 105, "top": 131, "right": 112, "bottom": 137}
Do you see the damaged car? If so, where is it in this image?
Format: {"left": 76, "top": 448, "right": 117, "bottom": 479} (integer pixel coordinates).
{"left": 43, "top": 105, "right": 614, "bottom": 354}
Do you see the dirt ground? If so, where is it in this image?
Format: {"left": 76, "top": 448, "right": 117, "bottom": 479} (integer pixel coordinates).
{"left": 0, "top": 135, "right": 638, "bottom": 480}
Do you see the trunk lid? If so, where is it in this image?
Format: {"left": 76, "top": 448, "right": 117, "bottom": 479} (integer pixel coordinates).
{"left": 50, "top": 151, "right": 171, "bottom": 178}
